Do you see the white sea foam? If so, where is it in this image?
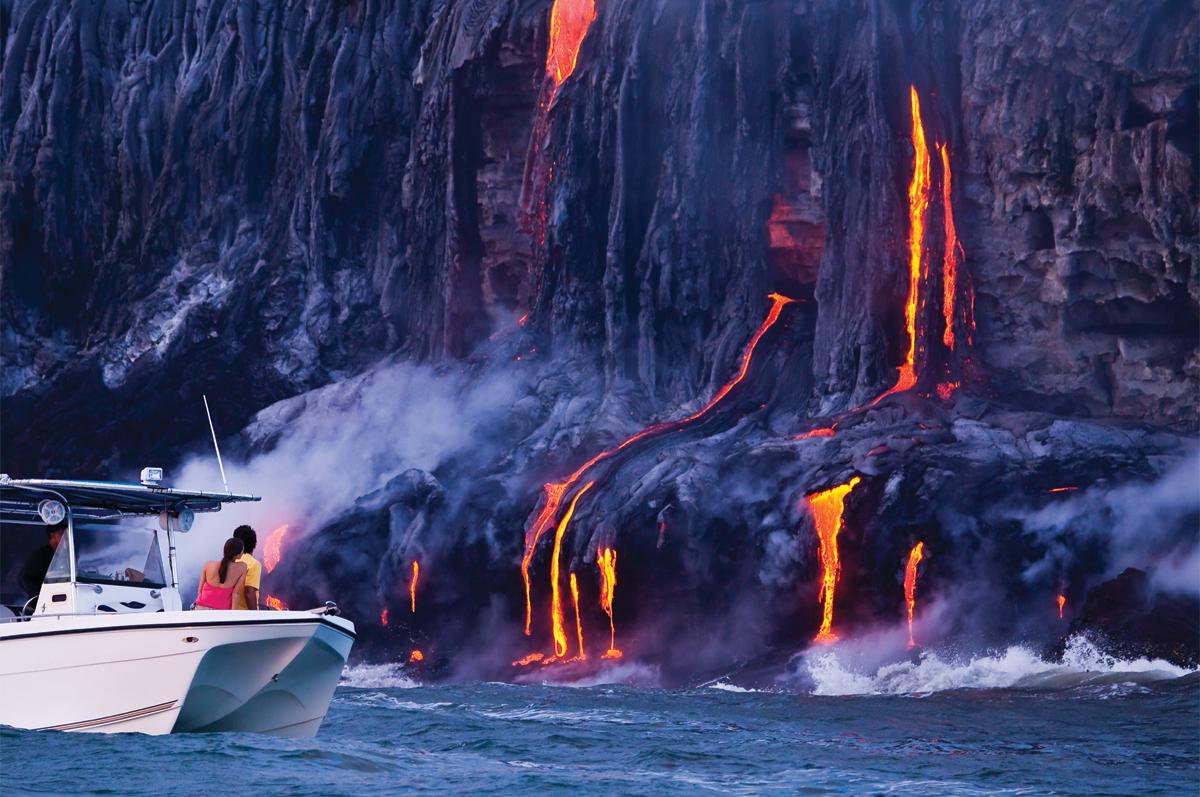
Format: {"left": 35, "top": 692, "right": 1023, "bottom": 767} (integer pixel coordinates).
{"left": 339, "top": 662, "right": 421, "bottom": 689}
{"left": 706, "top": 682, "right": 762, "bottom": 693}
{"left": 801, "top": 636, "right": 1194, "bottom": 696}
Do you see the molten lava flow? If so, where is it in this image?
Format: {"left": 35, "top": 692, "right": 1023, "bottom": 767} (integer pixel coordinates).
{"left": 904, "top": 542, "right": 925, "bottom": 649}
{"left": 797, "top": 426, "right": 837, "bottom": 440}
{"left": 264, "top": 595, "right": 287, "bottom": 611}
{"left": 262, "top": 525, "right": 289, "bottom": 573}
{"left": 546, "top": 0, "right": 596, "bottom": 92}
{"left": 1047, "top": 486, "right": 1079, "bottom": 494}
{"left": 1058, "top": 594, "right": 1067, "bottom": 620}
{"left": 935, "top": 381, "right": 959, "bottom": 401}
{"left": 550, "top": 482, "right": 595, "bottom": 659}
{"left": 410, "top": 560, "right": 420, "bottom": 613}
{"left": 570, "top": 573, "right": 586, "bottom": 661}
{"left": 873, "top": 86, "right": 932, "bottom": 405}
{"left": 521, "top": 293, "right": 796, "bottom": 634}
{"left": 939, "top": 144, "right": 962, "bottom": 351}
{"left": 512, "top": 652, "right": 545, "bottom": 667}
{"left": 596, "top": 547, "right": 623, "bottom": 659}
{"left": 409, "top": 650, "right": 425, "bottom": 663}
{"left": 807, "top": 476, "right": 861, "bottom": 644}
{"left": 381, "top": 607, "right": 389, "bottom": 626}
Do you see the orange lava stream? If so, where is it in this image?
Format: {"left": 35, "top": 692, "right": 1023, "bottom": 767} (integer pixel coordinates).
{"left": 381, "top": 607, "right": 389, "bottom": 626}
{"left": 939, "top": 144, "right": 962, "bottom": 350}
{"left": 546, "top": 0, "right": 596, "bottom": 91}
{"left": 597, "top": 547, "right": 623, "bottom": 658}
{"left": 521, "top": 293, "right": 796, "bottom": 634}
{"left": 1047, "top": 486, "right": 1079, "bottom": 494}
{"left": 797, "top": 426, "right": 837, "bottom": 440}
{"left": 409, "top": 649, "right": 425, "bottom": 663}
{"left": 1057, "top": 594, "right": 1067, "bottom": 620}
{"left": 410, "top": 560, "right": 420, "bottom": 613}
{"left": 873, "top": 86, "right": 931, "bottom": 405}
{"left": 264, "top": 595, "right": 287, "bottom": 611}
{"left": 904, "top": 542, "right": 925, "bottom": 648}
{"left": 807, "top": 476, "right": 861, "bottom": 644}
{"left": 262, "top": 525, "right": 289, "bottom": 573}
{"left": 512, "top": 652, "right": 546, "bottom": 666}
{"left": 550, "top": 482, "right": 595, "bottom": 658}
{"left": 570, "top": 573, "right": 586, "bottom": 660}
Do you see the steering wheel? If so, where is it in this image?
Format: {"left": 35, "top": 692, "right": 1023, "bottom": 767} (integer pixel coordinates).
{"left": 20, "top": 595, "right": 37, "bottom": 619}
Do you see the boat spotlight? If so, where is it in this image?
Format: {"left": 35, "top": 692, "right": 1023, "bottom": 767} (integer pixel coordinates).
{"left": 140, "top": 467, "right": 164, "bottom": 487}
{"left": 37, "top": 499, "right": 66, "bottom": 526}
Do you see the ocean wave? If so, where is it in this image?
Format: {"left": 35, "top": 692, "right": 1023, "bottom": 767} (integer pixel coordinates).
{"left": 705, "top": 682, "right": 763, "bottom": 693}
{"left": 801, "top": 636, "right": 1195, "bottom": 696}
{"left": 340, "top": 662, "right": 420, "bottom": 689}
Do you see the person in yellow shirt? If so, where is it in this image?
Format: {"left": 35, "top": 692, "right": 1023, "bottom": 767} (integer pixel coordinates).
{"left": 231, "top": 525, "right": 262, "bottom": 610}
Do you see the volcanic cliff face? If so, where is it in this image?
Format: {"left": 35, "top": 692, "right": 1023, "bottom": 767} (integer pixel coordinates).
{"left": 2, "top": 0, "right": 1197, "bottom": 679}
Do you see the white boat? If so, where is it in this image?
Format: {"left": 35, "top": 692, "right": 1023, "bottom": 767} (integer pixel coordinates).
{"left": 0, "top": 473, "right": 355, "bottom": 736}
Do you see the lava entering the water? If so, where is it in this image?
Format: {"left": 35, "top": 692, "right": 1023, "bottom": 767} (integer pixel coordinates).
{"left": 550, "top": 482, "right": 595, "bottom": 659}
{"left": 263, "top": 525, "right": 289, "bottom": 573}
{"left": 597, "top": 547, "right": 623, "bottom": 659}
{"left": 264, "top": 595, "right": 287, "bottom": 611}
{"left": 546, "top": 0, "right": 597, "bottom": 93}
{"left": 570, "top": 573, "right": 586, "bottom": 661}
{"left": 521, "top": 293, "right": 796, "bottom": 635}
{"left": 807, "top": 476, "right": 862, "bottom": 644}
{"left": 410, "top": 560, "right": 420, "bottom": 613}
{"left": 409, "top": 650, "right": 425, "bottom": 663}
{"left": 904, "top": 542, "right": 925, "bottom": 648}
{"left": 1058, "top": 594, "right": 1067, "bottom": 620}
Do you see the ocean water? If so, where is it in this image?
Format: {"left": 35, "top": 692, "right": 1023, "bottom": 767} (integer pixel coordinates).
{"left": 2, "top": 639, "right": 1197, "bottom": 797}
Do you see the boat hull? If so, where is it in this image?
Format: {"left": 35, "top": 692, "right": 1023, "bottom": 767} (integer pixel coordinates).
{"left": 0, "top": 611, "right": 355, "bottom": 736}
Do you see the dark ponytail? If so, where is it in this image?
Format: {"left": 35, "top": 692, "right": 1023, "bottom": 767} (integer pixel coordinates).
{"left": 220, "top": 537, "right": 244, "bottom": 582}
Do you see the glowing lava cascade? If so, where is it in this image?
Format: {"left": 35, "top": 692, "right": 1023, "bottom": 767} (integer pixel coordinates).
{"left": 1058, "top": 594, "right": 1067, "bottom": 620}
{"left": 596, "top": 547, "right": 622, "bottom": 659}
{"left": 549, "top": 482, "right": 595, "bottom": 659}
{"left": 546, "top": 0, "right": 596, "bottom": 95}
{"left": 806, "top": 477, "right": 861, "bottom": 644}
{"left": 904, "top": 542, "right": 925, "bottom": 648}
{"left": 410, "top": 560, "right": 420, "bottom": 613}
{"left": 263, "top": 525, "right": 289, "bottom": 573}
{"left": 570, "top": 573, "right": 586, "bottom": 661}
{"left": 521, "top": 293, "right": 796, "bottom": 636}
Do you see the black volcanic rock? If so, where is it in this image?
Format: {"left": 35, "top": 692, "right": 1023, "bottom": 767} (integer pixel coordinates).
{"left": 1063, "top": 568, "right": 1199, "bottom": 668}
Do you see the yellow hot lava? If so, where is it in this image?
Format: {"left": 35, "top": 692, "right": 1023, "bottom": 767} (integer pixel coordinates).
{"left": 874, "top": 86, "right": 931, "bottom": 405}
{"left": 597, "top": 547, "right": 623, "bottom": 659}
{"left": 550, "top": 482, "right": 595, "bottom": 658}
{"left": 1057, "top": 594, "right": 1067, "bottom": 620}
{"left": 264, "top": 595, "right": 287, "bottom": 611}
{"left": 904, "top": 542, "right": 925, "bottom": 648}
{"left": 263, "top": 525, "right": 289, "bottom": 573}
{"left": 410, "top": 560, "right": 420, "bottom": 613}
{"left": 807, "top": 476, "right": 862, "bottom": 644}
{"left": 939, "top": 143, "right": 962, "bottom": 350}
{"left": 570, "top": 573, "right": 586, "bottom": 661}
{"left": 409, "top": 649, "right": 425, "bottom": 663}
{"left": 546, "top": 0, "right": 596, "bottom": 91}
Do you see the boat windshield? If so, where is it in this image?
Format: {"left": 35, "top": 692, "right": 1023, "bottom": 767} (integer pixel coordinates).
{"left": 46, "top": 520, "right": 167, "bottom": 588}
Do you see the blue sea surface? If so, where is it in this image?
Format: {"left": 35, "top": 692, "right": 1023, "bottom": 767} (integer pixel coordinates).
{"left": 2, "top": 666, "right": 1197, "bottom": 797}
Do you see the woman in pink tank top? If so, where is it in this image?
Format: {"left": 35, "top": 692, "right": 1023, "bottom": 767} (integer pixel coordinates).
{"left": 194, "top": 537, "right": 249, "bottom": 610}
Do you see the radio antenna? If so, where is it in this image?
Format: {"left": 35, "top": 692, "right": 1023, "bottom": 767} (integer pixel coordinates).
{"left": 202, "top": 394, "right": 231, "bottom": 494}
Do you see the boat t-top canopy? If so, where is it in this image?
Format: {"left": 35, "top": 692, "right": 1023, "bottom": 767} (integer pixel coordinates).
{"left": 0, "top": 477, "right": 259, "bottom": 515}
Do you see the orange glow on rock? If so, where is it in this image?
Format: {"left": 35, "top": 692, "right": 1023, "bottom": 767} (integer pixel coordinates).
{"left": 546, "top": 0, "right": 596, "bottom": 91}
{"left": 597, "top": 547, "right": 623, "bottom": 659}
{"left": 904, "top": 542, "right": 925, "bottom": 649}
{"left": 381, "top": 607, "right": 389, "bottom": 626}
{"left": 570, "top": 572, "right": 586, "bottom": 660}
{"left": 797, "top": 426, "right": 836, "bottom": 440}
{"left": 1057, "top": 594, "right": 1067, "bottom": 620}
{"left": 409, "top": 649, "right": 425, "bottom": 663}
{"left": 1047, "top": 486, "right": 1079, "bottom": 494}
{"left": 512, "top": 652, "right": 546, "bottom": 667}
{"left": 874, "top": 86, "right": 931, "bottom": 405}
{"left": 521, "top": 293, "right": 796, "bottom": 635}
{"left": 935, "top": 381, "right": 959, "bottom": 401}
{"left": 410, "top": 560, "right": 420, "bottom": 613}
{"left": 807, "top": 476, "right": 861, "bottom": 644}
{"left": 550, "top": 482, "right": 595, "bottom": 658}
{"left": 264, "top": 595, "right": 287, "bottom": 611}
{"left": 263, "top": 525, "right": 289, "bottom": 573}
